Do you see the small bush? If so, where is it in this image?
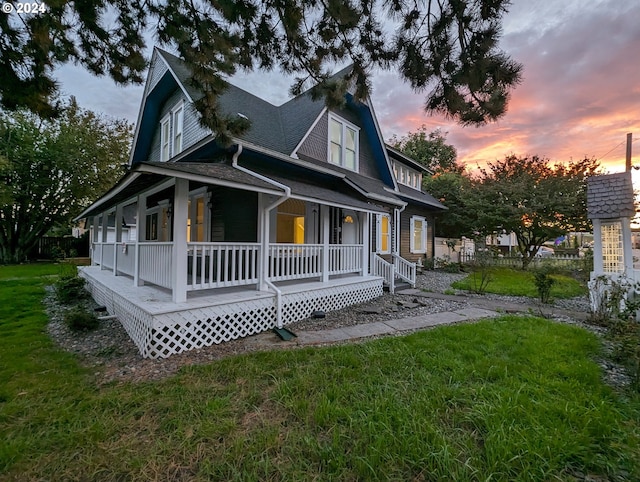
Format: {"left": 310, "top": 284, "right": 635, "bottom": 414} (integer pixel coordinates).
{"left": 533, "top": 268, "right": 556, "bottom": 304}
{"left": 64, "top": 308, "right": 99, "bottom": 332}
{"left": 55, "top": 274, "right": 88, "bottom": 304}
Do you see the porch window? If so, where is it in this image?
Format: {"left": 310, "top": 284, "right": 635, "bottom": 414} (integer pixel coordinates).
{"left": 277, "top": 199, "right": 305, "bottom": 244}
{"left": 410, "top": 216, "right": 427, "bottom": 254}
{"left": 377, "top": 214, "right": 391, "bottom": 254}
{"left": 146, "top": 212, "right": 159, "bottom": 241}
{"left": 602, "top": 221, "right": 623, "bottom": 273}
{"left": 187, "top": 194, "right": 207, "bottom": 242}
{"left": 160, "top": 115, "right": 170, "bottom": 162}
{"left": 328, "top": 115, "right": 359, "bottom": 171}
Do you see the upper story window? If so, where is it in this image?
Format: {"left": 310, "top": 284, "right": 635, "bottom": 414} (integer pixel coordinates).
{"left": 159, "top": 101, "right": 184, "bottom": 162}
{"left": 160, "top": 116, "right": 170, "bottom": 162}
{"left": 392, "top": 160, "right": 422, "bottom": 190}
{"left": 328, "top": 114, "right": 359, "bottom": 171}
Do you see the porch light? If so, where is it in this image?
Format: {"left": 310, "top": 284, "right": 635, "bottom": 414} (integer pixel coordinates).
{"left": 343, "top": 215, "right": 354, "bottom": 224}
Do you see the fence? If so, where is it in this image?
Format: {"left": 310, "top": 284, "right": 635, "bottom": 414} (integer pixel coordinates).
{"left": 459, "top": 252, "right": 587, "bottom": 269}
{"left": 29, "top": 236, "right": 90, "bottom": 259}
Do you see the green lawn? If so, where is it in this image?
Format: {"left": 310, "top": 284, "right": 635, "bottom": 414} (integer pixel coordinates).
{"left": 1, "top": 264, "right": 639, "bottom": 480}
{"left": 452, "top": 267, "right": 587, "bottom": 298}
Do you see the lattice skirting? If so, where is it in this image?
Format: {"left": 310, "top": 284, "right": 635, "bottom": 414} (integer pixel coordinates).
{"left": 281, "top": 279, "right": 383, "bottom": 325}
{"left": 81, "top": 272, "right": 383, "bottom": 359}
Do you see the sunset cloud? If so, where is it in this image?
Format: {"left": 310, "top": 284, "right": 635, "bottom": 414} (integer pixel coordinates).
{"left": 374, "top": 0, "right": 640, "bottom": 173}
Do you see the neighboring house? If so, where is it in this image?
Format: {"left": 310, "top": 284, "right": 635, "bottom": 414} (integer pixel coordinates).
{"left": 77, "top": 47, "right": 446, "bottom": 358}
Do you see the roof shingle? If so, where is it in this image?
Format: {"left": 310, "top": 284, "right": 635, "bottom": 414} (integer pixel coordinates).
{"left": 587, "top": 172, "right": 635, "bottom": 219}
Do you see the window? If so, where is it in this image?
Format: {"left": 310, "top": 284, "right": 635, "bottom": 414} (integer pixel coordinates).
{"left": 410, "top": 216, "right": 427, "bottom": 254}
{"left": 328, "top": 115, "right": 359, "bottom": 171}
{"left": 173, "top": 105, "right": 183, "bottom": 155}
{"left": 146, "top": 212, "right": 158, "bottom": 241}
{"left": 187, "top": 192, "right": 207, "bottom": 242}
{"left": 277, "top": 199, "right": 305, "bottom": 244}
{"left": 377, "top": 214, "right": 391, "bottom": 254}
{"left": 160, "top": 115, "right": 170, "bottom": 162}
{"left": 159, "top": 102, "right": 184, "bottom": 161}
{"left": 393, "top": 161, "right": 422, "bottom": 190}
{"left": 602, "top": 221, "right": 623, "bottom": 273}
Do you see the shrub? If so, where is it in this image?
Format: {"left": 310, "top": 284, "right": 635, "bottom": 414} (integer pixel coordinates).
{"left": 55, "top": 274, "right": 89, "bottom": 304}
{"left": 533, "top": 267, "right": 556, "bottom": 304}
{"left": 64, "top": 308, "right": 99, "bottom": 332}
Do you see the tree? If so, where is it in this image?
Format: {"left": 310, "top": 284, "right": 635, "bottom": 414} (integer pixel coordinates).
{"left": 1, "top": 1, "right": 522, "bottom": 141}
{"left": 423, "top": 171, "right": 476, "bottom": 237}
{"left": 468, "top": 155, "right": 601, "bottom": 268}
{"left": 390, "top": 126, "right": 462, "bottom": 173}
{"left": 0, "top": 99, "right": 132, "bottom": 263}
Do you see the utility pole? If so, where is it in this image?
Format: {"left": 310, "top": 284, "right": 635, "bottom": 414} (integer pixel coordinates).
{"left": 626, "top": 132, "right": 632, "bottom": 171}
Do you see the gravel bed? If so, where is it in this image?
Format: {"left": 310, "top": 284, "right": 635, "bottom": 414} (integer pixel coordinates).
{"left": 44, "top": 272, "right": 629, "bottom": 389}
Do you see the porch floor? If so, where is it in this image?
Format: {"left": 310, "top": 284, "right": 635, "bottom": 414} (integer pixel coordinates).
{"left": 80, "top": 266, "right": 382, "bottom": 316}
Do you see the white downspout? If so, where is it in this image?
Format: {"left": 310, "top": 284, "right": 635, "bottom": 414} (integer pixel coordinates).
{"left": 231, "top": 143, "right": 291, "bottom": 329}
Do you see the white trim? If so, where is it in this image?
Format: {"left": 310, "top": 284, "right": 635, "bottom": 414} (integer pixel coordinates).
{"left": 155, "top": 48, "right": 195, "bottom": 103}
{"left": 327, "top": 113, "right": 360, "bottom": 172}
{"left": 75, "top": 172, "right": 142, "bottom": 220}
{"left": 376, "top": 213, "right": 391, "bottom": 254}
{"left": 172, "top": 102, "right": 184, "bottom": 156}
{"left": 160, "top": 113, "right": 171, "bottom": 162}
{"left": 136, "top": 163, "right": 284, "bottom": 195}
{"left": 290, "top": 107, "right": 328, "bottom": 158}
{"left": 410, "top": 215, "right": 427, "bottom": 254}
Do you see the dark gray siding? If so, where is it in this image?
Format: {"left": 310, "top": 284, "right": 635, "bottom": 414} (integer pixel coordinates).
{"left": 210, "top": 187, "right": 258, "bottom": 242}
{"left": 148, "top": 90, "right": 210, "bottom": 162}
{"left": 296, "top": 107, "right": 382, "bottom": 180}
{"left": 399, "top": 204, "right": 435, "bottom": 262}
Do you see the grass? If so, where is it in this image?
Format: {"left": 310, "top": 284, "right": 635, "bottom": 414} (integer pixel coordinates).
{"left": 451, "top": 267, "right": 587, "bottom": 298}
{"left": 1, "top": 265, "right": 639, "bottom": 480}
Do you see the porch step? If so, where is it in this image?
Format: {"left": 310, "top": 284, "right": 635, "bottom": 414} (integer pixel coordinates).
{"left": 383, "top": 280, "right": 412, "bottom": 292}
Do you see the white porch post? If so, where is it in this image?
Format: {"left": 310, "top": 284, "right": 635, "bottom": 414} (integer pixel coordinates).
{"left": 114, "top": 204, "right": 123, "bottom": 276}
{"left": 361, "top": 211, "right": 369, "bottom": 276}
{"left": 100, "top": 212, "right": 108, "bottom": 269}
{"left": 257, "top": 193, "right": 269, "bottom": 291}
{"left": 592, "top": 218, "right": 603, "bottom": 274}
{"left": 134, "top": 193, "right": 147, "bottom": 286}
{"left": 321, "top": 205, "right": 330, "bottom": 282}
{"left": 91, "top": 215, "right": 99, "bottom": 266}
{"left": 172, "top": 178, "right": 188, "bottom": 303}
{"left": 622, "top": 217, "right": 634, "bottom": 273}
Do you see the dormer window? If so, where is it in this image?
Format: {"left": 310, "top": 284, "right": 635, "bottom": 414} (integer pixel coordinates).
{"left": 159, "top": 101, "right": 184, "bottom": 162}
{"left": 392, "top": 160, "right": 422, "bottom": 190}
{"left": 328, "top": 114, "right": 359, "bottom": 171}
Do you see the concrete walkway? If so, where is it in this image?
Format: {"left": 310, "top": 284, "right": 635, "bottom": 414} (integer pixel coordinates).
{"left": 295, "top": 306, "right": 499, "bottom": 345}
{"left": 287, "top": 289, "right": 590, "bottom": 347}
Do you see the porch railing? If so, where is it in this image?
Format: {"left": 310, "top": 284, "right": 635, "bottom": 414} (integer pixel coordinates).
{"left": 392, "top": 254, "right": 417, "bottom": 287}
{"left": 139, "top": 242, "right": 173, "bottom": 289}
{"left": 371, "top": 253, "right": 394, "bottom": 293}
{"left": 329, "top": 244, "right": 362, "bottom": 275}
{"left": 187, "top": 242, "right": 260, "bottom": 290}
{"left": 102, "top": 243, "right": 115, "bottom": 270}
{"left": 268, "top": 243, "right": 323, "bottom": 281}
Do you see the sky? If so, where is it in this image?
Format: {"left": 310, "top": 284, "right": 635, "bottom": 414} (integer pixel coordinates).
{"left": 55, "top": 0, "right": 640, "bottom": 173}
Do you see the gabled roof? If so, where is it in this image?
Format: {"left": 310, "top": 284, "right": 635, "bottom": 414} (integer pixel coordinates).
{"left": 386, "top": 145, "right": 433, "bottom": 175}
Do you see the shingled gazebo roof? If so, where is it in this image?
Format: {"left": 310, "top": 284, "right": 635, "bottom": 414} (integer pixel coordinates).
{"left": 587, "top": 171, "right": 636, "bottom": 219}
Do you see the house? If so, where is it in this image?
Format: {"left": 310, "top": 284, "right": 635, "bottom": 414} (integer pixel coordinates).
{"left": 77, "top": 48, "right": 446, "bottom": 358}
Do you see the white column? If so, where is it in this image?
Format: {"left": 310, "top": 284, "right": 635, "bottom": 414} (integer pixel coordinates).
{"left": 114, "top": 204, "right": 123, "bottom": 276}
{"left": 134, "top": 193, "right": 147, "bottom": 286}
{"left": 361, "top": 211, "right": 369, "bottom": 276}
{"left": 257, "top": 193, "right": 269, "bottom": 291}
{"left": 100, "top": 212, "right": 108, "bottom": 269}
{"left": 172, "top": 178, "right": 188, "bottom": 303}
{"left": 621, "top": 217, "right": 634, "bottom": 274}
{"left": 592, "top": 218, "right": 603, "bottom": 275}
{"left": 321, "top": 205, "right": 330, "bottom": 282}
{"left": 91, "top": 216, "right": 99, "bottom": 266}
